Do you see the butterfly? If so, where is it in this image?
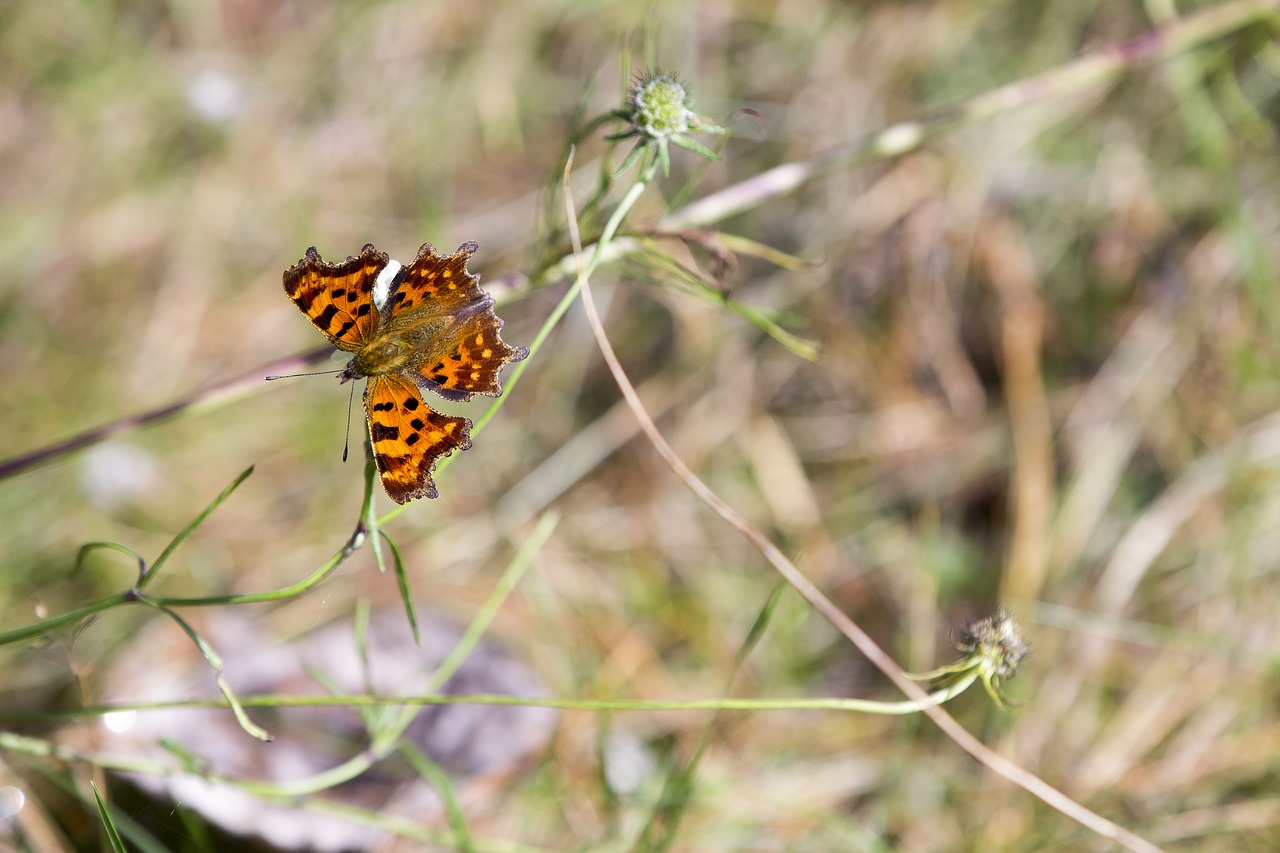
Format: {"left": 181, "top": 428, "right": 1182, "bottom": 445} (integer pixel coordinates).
{"left": 282, "top": 241, "right": 527, "bottom": 503}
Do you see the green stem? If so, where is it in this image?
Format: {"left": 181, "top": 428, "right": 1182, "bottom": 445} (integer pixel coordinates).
{"left": 145, "top": 523, "right": 364, "bottom": 607}
{"left": 2, "top": 675, "right": 980, "bottom": 722}
{"left": 473, "top": 160, "right": 659, "bottom": 438}
{"left": 0, "top": 593, "right": 130, "bottom": 646}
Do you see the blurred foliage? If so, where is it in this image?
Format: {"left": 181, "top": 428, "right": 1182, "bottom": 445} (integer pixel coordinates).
{"left": 3, "top": 0, "right": 1280, "bottom": 850}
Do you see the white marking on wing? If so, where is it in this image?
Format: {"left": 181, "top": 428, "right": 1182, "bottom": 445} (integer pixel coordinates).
{"left": 373, "top": 259, "right": 402, "bottom": 310}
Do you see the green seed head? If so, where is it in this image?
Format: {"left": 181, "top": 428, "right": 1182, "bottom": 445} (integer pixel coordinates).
{"left": 630, "top": 73, "right": 694, "bottom": 140}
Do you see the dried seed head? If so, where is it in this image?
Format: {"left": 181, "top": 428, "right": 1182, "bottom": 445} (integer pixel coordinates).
{"left": 955, "top": 611, "right": 1029, "bottom": 682}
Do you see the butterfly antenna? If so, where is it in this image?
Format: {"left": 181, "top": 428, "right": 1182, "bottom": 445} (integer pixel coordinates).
{"left": 264, "top": 369, "right": 343, "bottom": 380}
{"left": 342, "top": 380, "right": 358, "bottom": 462}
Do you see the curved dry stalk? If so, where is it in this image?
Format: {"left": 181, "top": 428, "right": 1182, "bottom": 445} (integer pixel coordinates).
{"left": 561, "top": 165, "right": 1167, "bottom": 853}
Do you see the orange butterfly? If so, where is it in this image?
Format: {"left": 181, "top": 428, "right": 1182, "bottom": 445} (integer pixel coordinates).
{"left": 282, "top": 242, "right": 527, "bottom": 503}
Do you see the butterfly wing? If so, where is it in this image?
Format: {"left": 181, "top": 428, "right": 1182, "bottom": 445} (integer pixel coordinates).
{"left": 365, "top": 373, "right": 472, "bottom": 503}
{"left": 383, "top": 241, "right": 485, "bottom": 318}
{"left": 410, "top": 308, "right": 529, "bottom": 402}
{"left": 382, "top": 241, "right": 529, "bottom": 402}
{"left": 283, "top": 244, "right": 389, "bottom": 351}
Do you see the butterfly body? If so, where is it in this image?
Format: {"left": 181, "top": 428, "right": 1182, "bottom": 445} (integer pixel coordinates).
{"left": 283, "top": 242, "right": 527, "bottom": 503}
{"left": 341, "top": 324, "right": 432, "bottom": 382}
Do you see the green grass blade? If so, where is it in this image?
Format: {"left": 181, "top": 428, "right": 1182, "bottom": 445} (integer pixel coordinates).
{"left": 715, "top": 232, "right": 810, "bottom": 271}
{"left": 75, "top": 541, "right": 147, "bottom": 583}
{"left": 424, "top": 511, "right": 559, "bottom": 693}
{"left": 380, "top": 530, "right": 420, "bottom": 646}
{"left": 148, "top": 602, "right": 271, "bottom": 742}
{"left": 91, "top": 781, "right": 127, "bottom": 853}
{"left": 639, "top": 584, "right": 787, "bottom": 852}
{"left": 363, "top": 448, "right": 387, "bottom": 570}
{"left": 140, "top": 465, "right": 254, "bottom": 589}
{"left": 633, "top": 244, "right": 820, "bottom": 360}
{"left": 401, "top": 744, "right": 476, "bottom": 853}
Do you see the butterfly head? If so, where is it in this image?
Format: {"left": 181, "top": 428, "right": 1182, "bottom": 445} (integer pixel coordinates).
{"left": 338, "top": 361, "right": 364, "bottom": 385}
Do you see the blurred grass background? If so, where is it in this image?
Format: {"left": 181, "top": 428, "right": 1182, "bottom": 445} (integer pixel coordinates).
{"left": 4, "top": 0, "right": 1280, "bottom": 850}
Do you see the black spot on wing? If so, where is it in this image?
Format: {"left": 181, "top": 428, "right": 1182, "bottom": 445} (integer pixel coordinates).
{"left": 370, "top": 423, "right": 399, "bottom": 442}
{"left": 315, "top": 304, "right": 338, "bottom": 330}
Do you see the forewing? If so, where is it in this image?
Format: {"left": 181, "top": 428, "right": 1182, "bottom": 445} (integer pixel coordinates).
{"left": 283, "top": 244, "right": 389, "bottom": 351}
{"left": 365, "top": 374, "right": 472, "bottom": 503}
{"left": 385, "top": 241, "right": 485, "bottom": 318}
{"left": 410, "top": 309, "right": 529, "bottom": 402}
